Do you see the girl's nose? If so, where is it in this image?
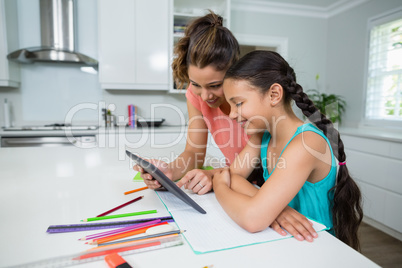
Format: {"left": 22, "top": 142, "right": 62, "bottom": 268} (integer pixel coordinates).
{"left": 229, "top": 108, "right": 237, "bottom": 120}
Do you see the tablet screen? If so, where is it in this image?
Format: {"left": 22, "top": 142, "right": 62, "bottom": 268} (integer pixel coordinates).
{"left": 126, "top": 150, "right": 206, "bottom": 214}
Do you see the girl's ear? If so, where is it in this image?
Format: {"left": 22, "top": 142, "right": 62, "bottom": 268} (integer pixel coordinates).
{"left": 269, "top": 83, "right": 283, "bottom": 106}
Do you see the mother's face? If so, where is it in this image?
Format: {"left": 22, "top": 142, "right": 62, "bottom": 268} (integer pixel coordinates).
{"left": 188, "top": 65, "right": 226, "bottom": 108}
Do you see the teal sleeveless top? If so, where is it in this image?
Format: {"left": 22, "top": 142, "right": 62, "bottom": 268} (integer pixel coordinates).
{"left": 261, "top": 123, "right": 336, "bottom": 232}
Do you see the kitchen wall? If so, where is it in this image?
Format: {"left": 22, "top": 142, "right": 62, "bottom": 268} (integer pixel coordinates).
{"left": 231, "top": 7, "right": 328, "bottom": 94}
{"left": 326, "top": 0, "right": 402, "bottom": 128}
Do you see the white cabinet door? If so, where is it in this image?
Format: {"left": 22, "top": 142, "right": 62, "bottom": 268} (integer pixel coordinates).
{"left": 135, "top": 0, "right": 170, "bottom": 87}
{"left": 98, "top": 0, "right": 170, "bottom": 90}
{"left": 0, "top": 0, "right": 20, "bottom": 88}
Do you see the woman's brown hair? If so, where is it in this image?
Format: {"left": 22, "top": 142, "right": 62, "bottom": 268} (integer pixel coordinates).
{"left": 225, "top": 50, "right": 363, "bottom": 250}
{"left": 172, "top": 10, "right": 240, "bottom": 89}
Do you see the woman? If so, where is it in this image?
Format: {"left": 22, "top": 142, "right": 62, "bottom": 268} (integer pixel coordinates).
{"left": 134, "top": 11, "right": 318, "bottom": 242}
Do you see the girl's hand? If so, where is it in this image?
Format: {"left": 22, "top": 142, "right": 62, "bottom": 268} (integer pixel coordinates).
{"left": 270, "top": 206, "right": 318, "bottom": 242}
{"left": 176, "top": 169, "right": 213, "bottom": 195}
{"left": 133, "top": 159, "right": 173, "bottom": 190}
{"left": 212, "top": 168, "right": 231, "bottom": 188}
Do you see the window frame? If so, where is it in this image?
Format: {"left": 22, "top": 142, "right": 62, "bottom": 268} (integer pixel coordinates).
{"left": 362, "top": 7, "right": 402, "bottom": 129}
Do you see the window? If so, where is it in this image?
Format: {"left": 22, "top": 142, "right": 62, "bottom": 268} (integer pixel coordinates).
{"left": 365, "top": 9, "right": 402, "bottom": 125}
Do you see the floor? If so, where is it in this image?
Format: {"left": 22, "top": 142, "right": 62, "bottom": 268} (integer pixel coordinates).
{"left": 358, "top": 222, "right": 402, "bottom": 268}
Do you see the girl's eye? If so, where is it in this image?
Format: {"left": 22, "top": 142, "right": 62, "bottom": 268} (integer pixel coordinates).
{"left": 236, "top": 102, "right": 242, "bottom": 107}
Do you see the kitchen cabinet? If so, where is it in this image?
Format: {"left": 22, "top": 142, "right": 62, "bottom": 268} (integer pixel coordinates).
{"left": 98, "top": 0, "right": 170, "bottom": 90}
{"left": 342, "top": 131, "right": 402, "bottom": 238}
{"left": 169, "top": 0, "right": 231, "bottom": 93}
{"left": 0, "top": 0, "right": 20, "bottom": 88}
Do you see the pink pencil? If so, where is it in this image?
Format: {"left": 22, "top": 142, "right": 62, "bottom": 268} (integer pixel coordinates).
{"left": 79, "top": 219, "right": 161, "bottom": 241}
{"left": 96, "top": 196, "right": 144, "bottom": 217}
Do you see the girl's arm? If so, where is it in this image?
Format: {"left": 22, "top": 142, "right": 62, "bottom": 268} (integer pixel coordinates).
{"left": 213, "top": 132, "right": 323, "bottom": 233}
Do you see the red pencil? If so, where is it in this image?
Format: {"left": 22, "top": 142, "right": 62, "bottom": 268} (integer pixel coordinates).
{"left": 96, "top": 196, "right": 144, "bottom": 217}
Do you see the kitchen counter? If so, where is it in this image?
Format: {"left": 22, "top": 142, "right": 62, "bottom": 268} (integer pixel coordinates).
{"left": 0, "top": 125, "right": 187, "bottom": 137}
{"left": 340, "top": 126, "right": 402, "bottom": 143}
{"left": 0, "top": 145, "right": 379, "bottom": 268}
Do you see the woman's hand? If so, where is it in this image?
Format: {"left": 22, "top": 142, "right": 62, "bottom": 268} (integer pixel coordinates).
{"left": 133, "top": 159, "right": 173, "bottom": 190}
{"left": 176, "top": 169, "right": 215, "bottom": 195}
{"left": 270, "top": 206, "right": 318, "bottom": 242}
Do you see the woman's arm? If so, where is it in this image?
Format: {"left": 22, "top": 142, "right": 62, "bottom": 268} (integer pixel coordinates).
{"left": 228, "top": 133, "right": 263, "bottom": 196}
{"left": 169, "top": 99, "right": 209, "bottom": 179}
{"left": 136, "top": 100, "right": 209, "bottom": 189}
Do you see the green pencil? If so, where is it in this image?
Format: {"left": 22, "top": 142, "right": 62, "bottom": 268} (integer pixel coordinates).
{"left": 82, "top": 209, "right": 157, "bottom": 222}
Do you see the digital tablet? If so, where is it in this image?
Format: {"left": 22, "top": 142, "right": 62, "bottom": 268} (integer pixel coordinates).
{"left": 126, "top": 150, "right": 206, "bottom": 214}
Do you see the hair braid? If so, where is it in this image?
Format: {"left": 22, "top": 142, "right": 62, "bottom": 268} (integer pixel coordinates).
{"left": 286, "top": 69, "right": 363, "bottom": 250}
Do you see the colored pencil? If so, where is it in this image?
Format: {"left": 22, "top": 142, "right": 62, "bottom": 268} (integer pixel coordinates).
{"left": 78, "top": 219, "right": 161, "bottom": 241}
{"left": 124, "top": 186, "right": 148, "bottom": 195}
{"left": 99, "top": 230, "right": 184, "bottom": 246}
{"left": 82, "top": 209, "right": 157, "bottom": 222}
{"left": 88, "top": 222, "right": 168, "bottom": 245}
{"left": 76, "top": 241, "right": 161, "bottom": 260}
{"left": 96, "top": 196, "right": 144, "bottom": 217}
{"left": 89, "top": 234, "right": 180, "bottom": 251}
{"left": 47, "top": 216, "right": 174, "bottom": 233}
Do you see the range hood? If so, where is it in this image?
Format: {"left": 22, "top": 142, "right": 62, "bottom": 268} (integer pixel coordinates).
{"left": 7, "top": 0, "right": 97, "bottom": 66}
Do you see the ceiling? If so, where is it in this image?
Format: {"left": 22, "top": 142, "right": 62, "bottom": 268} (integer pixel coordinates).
{"left": 233, "top": 0, "right": 369, "bottom": 18}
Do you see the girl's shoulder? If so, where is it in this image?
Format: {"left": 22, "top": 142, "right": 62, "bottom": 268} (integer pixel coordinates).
{"left": 284, "top": 125, "right": 333, "bottom": 169}
{"left": 291, "top": 130, "right": 329, "bottom": 154}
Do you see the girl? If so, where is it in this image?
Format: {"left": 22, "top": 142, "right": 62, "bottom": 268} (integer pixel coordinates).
{"left": 135, "top": 11, "right": 319, "bottom": 242}
{"left": 213, "top": 50, "right": 363, "bottom": 249}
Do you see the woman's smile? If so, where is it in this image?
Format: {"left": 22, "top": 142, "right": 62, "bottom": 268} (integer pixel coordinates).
{"left": 206, "top": 98, "right": 219, "bottom": 104}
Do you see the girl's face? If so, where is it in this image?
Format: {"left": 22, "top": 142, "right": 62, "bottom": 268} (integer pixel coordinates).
{"left": 223, "top": 78, "right": 271, "bottom": 135}
{"left": 188, "top": 65, "right": 226, "bottom": 108}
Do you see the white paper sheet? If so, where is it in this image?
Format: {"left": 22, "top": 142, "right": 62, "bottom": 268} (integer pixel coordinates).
{"left": 156, "top": 190, "right": 328, "bottom": 254}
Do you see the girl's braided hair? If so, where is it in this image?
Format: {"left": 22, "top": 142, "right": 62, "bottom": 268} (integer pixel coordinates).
{"left": 225, "top": 50, "right": 363, "bottom": 250}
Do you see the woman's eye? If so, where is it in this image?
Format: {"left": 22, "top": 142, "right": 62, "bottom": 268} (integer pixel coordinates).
{"left": 210, "top": 84, "right": 222, "bottom": 89}
{"left": 236, "top": 102, "right": 242, "bottom": 107}
{"left": 192, "top": 83, "right": 201, "bottom": 88}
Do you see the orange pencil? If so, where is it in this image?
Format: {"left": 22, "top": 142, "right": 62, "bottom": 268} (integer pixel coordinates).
{"left": 124, "top": 186, "right": 148, "bottom": 195}
{"left": 88, "top": 222, "right": 168, "bottom": 245}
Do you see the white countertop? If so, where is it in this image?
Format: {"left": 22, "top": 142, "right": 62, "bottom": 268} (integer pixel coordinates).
{"left": 0, "top": 146, "right": 379, "bottom": 268}
{"left": 0, "top": 125, "right": 187, "bottom": 137}
{"left": 339, "top": 126, "right": 402, "bottom": 143}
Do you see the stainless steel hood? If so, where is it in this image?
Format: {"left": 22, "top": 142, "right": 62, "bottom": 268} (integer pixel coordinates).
{"left": 7, "top": 0, "right": 97, "bottom": 66}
